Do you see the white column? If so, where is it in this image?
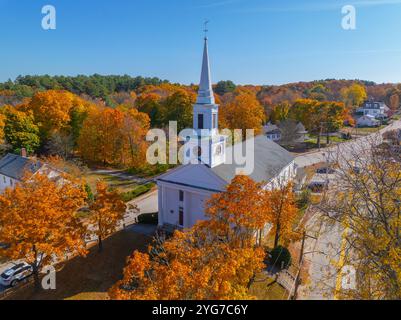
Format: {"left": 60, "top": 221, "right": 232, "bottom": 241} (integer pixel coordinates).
{"left": 157, "top": 184, "right": 164, "bottom": 227}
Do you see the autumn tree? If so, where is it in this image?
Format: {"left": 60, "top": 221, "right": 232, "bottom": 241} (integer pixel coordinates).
{"left": 289, "top": 99, "right": 347, "bottom": 146}
{"left": 109, "top": 176, "right": 268, "bottom": 300}
{"left": 88, "top": 182, "right": 127, "bottom": 252}
{"left": 0, "top": 173, "right": 87, "bottom": 290}
{"left": 220, "top": 91, "right": 266, "bottom": 139}
{"left": 319, "top": 138, "right": 401, "bottom": 299}
{"left": 215, "top": 80, "right": 236, "bottom": 96}
{"left": 0, "top": 112, "right": 5, "bottom": 144}
{"left": 162, "top": 90, "right": 195, "bottom": 132}
{"left": 341, "top": 83, "right": 367, "bottom": 109}
{"left": 265, "top": 182, "right": 299, "bottom": 248}
{"left": 270, "top": 101, "right": 291, "bottom": 123}
{"left": 3, "top": 107, "right": 40, "bottom": 154}
{"left": 77, "top": 107, "right": 150, "bottom": 167}
{"left": 25, "top": 90, "right": 76, "bottom": 139}
{"left": 136, "top": 92, "right": 163, "bottom": 127}
{"left": 206, "top": 175, "right": 270, "bottom": 245}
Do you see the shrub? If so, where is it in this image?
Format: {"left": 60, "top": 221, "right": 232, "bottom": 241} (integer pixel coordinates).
{"left": 137, "top": 212, "right": 158, "bottom": 225}
{"left": 120, "top": 182, "right": 155, "bottom": 202}
{"left": 296, "top": 189, "right": 311, "bottom": 210}
{"left": 269, "top": 246, "right": 292, "bottom": 270}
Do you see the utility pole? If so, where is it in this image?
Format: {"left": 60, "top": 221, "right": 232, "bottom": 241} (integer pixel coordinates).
{"left": 292, "top": 231, "right": 306, "bottom": 300}
{"left": 291, "top": 231, "right": 318, "bottom": 300}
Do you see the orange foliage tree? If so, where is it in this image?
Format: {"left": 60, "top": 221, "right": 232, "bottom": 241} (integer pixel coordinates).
{"left": 0, "top": 173, "right": 87, "bottom": 290}
{"left": 265, "top": 182, "right": 299, "bottom": 248}
{"left": 0, "top": 112, "right": 5, "bottom": 143}
{"left": 220, "top": 91, "right": 266, "bottom": 139}
{"left": 77, "top": 107, "right": 150, "bottom": 167}
{"left": 88, "top": 182, "right": 127, "bottom": 252}
{"left": 24, "top": 90, "right": 75, "bottom": 138}
{"left": 109, "top": 176, "right": 268, "bottom": 300}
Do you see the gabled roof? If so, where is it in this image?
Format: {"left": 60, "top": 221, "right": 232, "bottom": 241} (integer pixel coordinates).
{"left": 211, "top": 135, "right": 294, "bottom": 183}
{"left": 264, "top": 123, "right": 281, "bottom": 135}
{"left": 0, "top": 153, "right": 43, "bottom": 180}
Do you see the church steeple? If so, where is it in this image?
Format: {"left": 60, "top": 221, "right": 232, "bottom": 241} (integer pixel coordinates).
{"left": 184, "top": 31, "right": 227, "bottom": 168}
{"left": 196, "top": 37, "right": 215, "bottom": 105}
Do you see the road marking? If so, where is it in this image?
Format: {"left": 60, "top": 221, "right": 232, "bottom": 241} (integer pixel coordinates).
{"left": 334, "top": 225, "right": 348, "bottom": 300}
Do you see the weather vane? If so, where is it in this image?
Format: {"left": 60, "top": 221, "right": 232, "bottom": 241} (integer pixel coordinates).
{"left": 203, "top": 20, "right": 210, "bottom": 39}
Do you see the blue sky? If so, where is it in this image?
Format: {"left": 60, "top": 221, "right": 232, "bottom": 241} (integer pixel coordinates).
{"left": 0, "top": 0, "right": 401, "bottom": 85}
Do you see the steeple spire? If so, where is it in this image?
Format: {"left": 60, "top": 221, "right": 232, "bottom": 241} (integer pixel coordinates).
{"left": 196, "top": 35, "right": 215, "bottom": 105}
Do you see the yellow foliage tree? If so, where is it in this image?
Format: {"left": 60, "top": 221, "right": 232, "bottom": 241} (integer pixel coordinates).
{"left": 0, "top": 173, "right": 87, "bottom": 290}
{"left": 265, "top": 182, "right": 299, "bottom": 248}
{"left": 88, "top": 182, "right": 127, "bottom": 252}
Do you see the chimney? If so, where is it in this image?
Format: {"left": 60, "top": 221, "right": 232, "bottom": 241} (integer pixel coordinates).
{"left": 21, "top": 148, "right": 27, "bottom": 158}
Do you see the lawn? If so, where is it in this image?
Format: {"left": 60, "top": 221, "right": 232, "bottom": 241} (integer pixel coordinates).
{"left": 84, "top": 171, "right": 139, "bottom": 194}
{"left": 249, "top": 273, "right": 288, "bottom": 300}
{"left": 4, "top": 229, "right": 152, "bottom": 300}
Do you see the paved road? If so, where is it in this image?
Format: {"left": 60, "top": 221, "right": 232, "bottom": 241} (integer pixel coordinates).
{"left": 295, "top": 120, "right": 401, "bottom": 168}
{"left": 297, "top": 120, "right": 401, "bottom": 300}
{"left": 299, "top": 212, "right": 343, "bottom": 300}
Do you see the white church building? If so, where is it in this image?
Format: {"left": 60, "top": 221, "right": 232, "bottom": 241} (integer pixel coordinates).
{"left": 156, "top": 37, "right": 297, "bottom": 232}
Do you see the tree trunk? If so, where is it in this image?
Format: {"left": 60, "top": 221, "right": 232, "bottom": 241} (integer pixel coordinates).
{"left": 317, "top": 132, "right": 321, "bottom": 149}
{"left": 274, "top": 223, "right": 281, "bottom": 249}
{"left": 32, "top": 245, "right": 41, "bottom": 291}
{"left": 98, "top": 235, "right": 103, "bottom": 252}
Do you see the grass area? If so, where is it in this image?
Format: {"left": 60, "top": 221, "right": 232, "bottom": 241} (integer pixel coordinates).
{"left": 249, "top": 273, "right": 288, "bottom": 300}
{"left": 4, "top": 229, "right": 152, "bottom": 300}
{"left": 119, "top": 183, "right": 156, "bottom": 202}
{"left": 304, "top": 135, "right": 348, "bottom": 147}
{"left": 127, "top": 164, "right": 175, "bottom": 178}
{"left": 84, "top": 172, "right": 138, "bottom": 193}
{"left": 342, "top": 125, "right": 386, "bottom": 136}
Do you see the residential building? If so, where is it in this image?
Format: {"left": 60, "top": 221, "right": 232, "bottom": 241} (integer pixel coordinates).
{"left": 0, "top": 152, "right": 62, "bottom": 193}
{"left": 356, "top": 115, "right": 381, "bottom": 127}
{"left": 356, "top": 101, "right": 389, "bottom": 117}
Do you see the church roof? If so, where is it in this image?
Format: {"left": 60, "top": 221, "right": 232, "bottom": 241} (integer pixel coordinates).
{"left": 211, "top": 135, "right": 295, "bottom": 184}
{"left": 196, "top": 38, "right": 215, "bottom": 105}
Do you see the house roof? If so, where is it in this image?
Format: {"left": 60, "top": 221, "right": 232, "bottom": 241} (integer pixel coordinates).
{"left": 211, "top": 135, "right": 294, "bottom": 183}
{"left": 263, "top": 123, "right": 279, "bottom": 134}
{"left": 361, "top": 101, "right": 388, "bottom": 110}
{"left": 0, "top": 153, "right": 43, "bottom": 180}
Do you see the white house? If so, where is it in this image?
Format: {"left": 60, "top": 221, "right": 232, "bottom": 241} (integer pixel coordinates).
{"left": 156, "top": 37, "right": 297, "bottom": 232}
{"left": 356, "top": 101, "right": 389, "bottom": 117}
{"left": 0, "top": 152, "right": 62, "bottom": 193}
{"left": 264, "top": 123, "right": 281, "bottom": 142}
{"left": 356, "top": 115, "right": 380, "bottom": 127}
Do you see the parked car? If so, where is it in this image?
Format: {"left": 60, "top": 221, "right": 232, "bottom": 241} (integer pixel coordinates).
{"left": 307, "top": 181, "right": 328, "bottom": 193}
{"left": 0, "top": 262, "right": 33, "bottom": 287}
{"left": 316, "top": 167, "right": 336, "bottom": 174}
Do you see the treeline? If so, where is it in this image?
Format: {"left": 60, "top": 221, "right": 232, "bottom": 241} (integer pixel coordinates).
{"left": 0, "top": 74, "right": 168, "bottom": 100}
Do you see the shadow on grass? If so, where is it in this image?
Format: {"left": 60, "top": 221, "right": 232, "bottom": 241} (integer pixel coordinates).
{"left": 5, "top": 229, "right": 152, "bottom": 300}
